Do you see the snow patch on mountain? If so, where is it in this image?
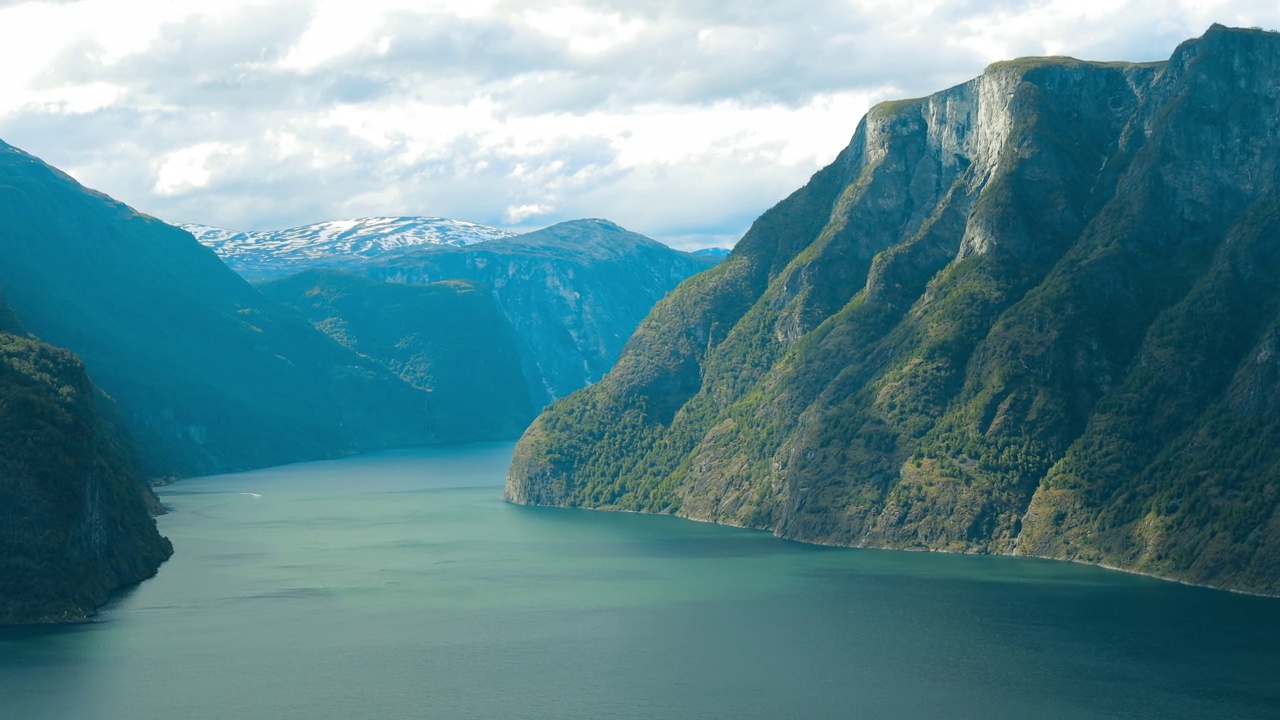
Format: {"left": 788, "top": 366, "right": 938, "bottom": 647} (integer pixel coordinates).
{"left": 180, "top": 216, "right": 515, "bottom": 280}
{"left": 692, "top": 247, "right": 732, "bottom": 258}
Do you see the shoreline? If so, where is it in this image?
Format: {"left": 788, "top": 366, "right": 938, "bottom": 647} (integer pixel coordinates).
{"left": 506, "top": 497, "right": 1280, "bottom": 599}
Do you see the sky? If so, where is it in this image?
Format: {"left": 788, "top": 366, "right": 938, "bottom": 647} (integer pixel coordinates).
{"left": 0, "top": 1, "right": 1277, "bottom": 250}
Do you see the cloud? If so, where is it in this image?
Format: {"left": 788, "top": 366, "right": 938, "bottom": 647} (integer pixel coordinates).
{"left": 1, "top": 0, "right": 1278, "bottom": 250}
{"left": 154, "top": 141, "right": 244, "bottom": 195}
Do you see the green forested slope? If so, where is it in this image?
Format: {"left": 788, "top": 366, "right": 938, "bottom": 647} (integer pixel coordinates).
{"left": 0, "top": 303, "right": 171, "bottom": 623}
{"left": 507, "top": 25, "right": 1280, "bottom": 595}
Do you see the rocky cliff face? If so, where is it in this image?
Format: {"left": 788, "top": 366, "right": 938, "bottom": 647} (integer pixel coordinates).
{"left": 0, "top": 301, "right": 171, "bottom": 624}
{"left": 0, "top": 139, "right": 437, "bottom": 478}
{"left": 506, "top": 25, "right": 1280, "bottom": 595}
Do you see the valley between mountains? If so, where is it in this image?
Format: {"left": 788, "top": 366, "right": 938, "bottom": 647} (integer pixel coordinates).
{"left": 0, "top": 142, "right": 714, "bottom": 621}
{"left": 2, "top": 24, "right": 1279, "bottom": 624}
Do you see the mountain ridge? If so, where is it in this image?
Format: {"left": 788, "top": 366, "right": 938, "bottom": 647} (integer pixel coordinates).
{"left": 182, "top": 216, "right": 515, "bottom": 281}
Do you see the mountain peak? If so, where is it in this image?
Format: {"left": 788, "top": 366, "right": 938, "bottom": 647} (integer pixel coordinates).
{"left": 492, "top": 218, "right": 669, "bottom": 257}
{"left": 514, "top": 218, "right": 637, "bottom": 244}
{"left": 1203, "top": 21, "right": 1276, "bottom": 37}
{"left": 1167, "top": 23, "right": 1280, "bottom": 76}
{"left": 555, "top": 218, "right": 621, "bottom": 229}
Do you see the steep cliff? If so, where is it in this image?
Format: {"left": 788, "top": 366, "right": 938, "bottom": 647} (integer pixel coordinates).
{"left": 0, "top": 301, "right": 172, "bottom": 624}
{"left": 506, "top": 25, "right": 1280, "bottom": 595}
{"left": 0, "top": 139, "right": 437, "bottom": 478}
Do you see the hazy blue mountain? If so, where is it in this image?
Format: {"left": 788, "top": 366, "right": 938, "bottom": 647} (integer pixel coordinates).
{"left": 0, "top": 294, "right": 171, "bottom": 624}
{"left": 260, "top": 271, "right": 535, "bottom": 440}
{"left": 191, "top": 216, "right": 719, "bottom": 407}
{"left": 359, "top": 219, "right": 722, "bottom": 404}
{"left": 0, "top": 139, "right": 436, "bottom": 478}
{"left": 506, "top": 25, "right": 1280, "bottom": 595}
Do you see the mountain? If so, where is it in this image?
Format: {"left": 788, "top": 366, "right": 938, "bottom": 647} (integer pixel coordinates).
{"left": 260, "top": 272, "right": 534, "bottom": 440}
{"left": 0, "top": 139, "right": 436, "bottom": 479}
{"left": 0, "top": 296, "right": 171, "bottom": 624}
{"left": 506, "top": 25, "right": 1280, "bottom": 596}
{"left": 360, "top": 219, "right": 722, "bottom": 404}
{"left": 190, "top": 216, "right": 718, "bottom": 407}
{"left": 182, "top": 217, "right": 515, "bottom": 281}
{"left": 693, "top": 248, "right": 732, "bottom": 258}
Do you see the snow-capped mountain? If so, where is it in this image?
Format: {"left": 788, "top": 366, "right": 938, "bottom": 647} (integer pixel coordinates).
{"left": 180, "top": 216, "right": 515, "bottom": 280}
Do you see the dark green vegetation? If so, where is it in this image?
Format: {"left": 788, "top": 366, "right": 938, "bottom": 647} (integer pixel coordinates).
{"left": 261, "top": 272, "right": 534, "bottom": 440}
{"left": 507, "top": 25, "right": 1280, "bottom": 595}
{"left": 0, "top": 139, "right": 437, "bottom": 478}
{"left": 0, "top": 297, "right": 171, "bottom": 624}
{"left": 359, "top": 219, "right": 721, "bottom": 404}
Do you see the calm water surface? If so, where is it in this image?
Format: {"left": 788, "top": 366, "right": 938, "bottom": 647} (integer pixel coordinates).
{"left": 2, "top": 443, "right": 1278, "bottom": 719}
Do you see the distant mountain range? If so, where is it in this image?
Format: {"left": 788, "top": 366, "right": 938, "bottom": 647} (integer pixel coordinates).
{"left": 190, "top": 214, "right": 722, "bottom": 406}
{"left": 183, "top": 215, "right": 729, "bottom": 279}
{"left": 181, "top": 217, "right": 515, "bottom": 281}
{"left": 506, "top": 25, "right": 1280, "bottom": 596}
{"left": 213, "top": 217, "right": 724, "bottom": 451}
{"left": 353, "top": 219, "right": 722, "bottom": 403}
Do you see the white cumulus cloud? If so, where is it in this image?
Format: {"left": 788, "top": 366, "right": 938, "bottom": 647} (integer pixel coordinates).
{"left": 0, "top": 0, "right": 1277, "bottom": 249}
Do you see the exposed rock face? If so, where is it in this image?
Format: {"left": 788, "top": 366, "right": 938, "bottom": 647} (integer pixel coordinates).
{"left": 0, "top": 139, "right": 437, "bottom": 478}
{"left": 363, "top": 219, "right": 720, "bottom": 404}
{"left": 506, "top": 26, "right": 1280, "bottom": 595}
{"left": 0, "top": 302, "right": 171, "bottom": 624}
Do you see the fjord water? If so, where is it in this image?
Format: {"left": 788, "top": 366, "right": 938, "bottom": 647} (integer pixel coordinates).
{"left": 2, "top": 444, "right": 1277, "bottom": 719}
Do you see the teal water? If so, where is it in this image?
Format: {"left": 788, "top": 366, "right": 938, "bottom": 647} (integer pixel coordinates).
{"left": 1, "top": 443, "right": 1277, "bottom": 719}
